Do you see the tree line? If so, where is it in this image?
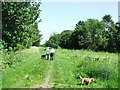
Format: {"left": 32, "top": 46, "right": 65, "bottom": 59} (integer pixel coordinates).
{"left": 1, "top": 2, "right": 41, "bottom": 51}
{"left": 45, "top": 15, "right": 120, "bottom": 52}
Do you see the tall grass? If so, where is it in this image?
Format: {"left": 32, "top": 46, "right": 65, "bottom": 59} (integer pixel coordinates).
{"left": 52, "top": 49, "right": 118, "bottom": 88}
{"left": 2, "top": 47, "right": 51, "bottom": 88}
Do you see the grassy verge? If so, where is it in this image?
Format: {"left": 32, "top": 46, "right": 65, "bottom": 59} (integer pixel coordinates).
{"left": 2, "top": 47, "right": 50, "bottom": 88}
{"left": 52, "top": 49, "right": 118, "bottom": 88}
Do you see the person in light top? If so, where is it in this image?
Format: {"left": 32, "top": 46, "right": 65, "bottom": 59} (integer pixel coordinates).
{"left": 49, "top": 47, "right": 55, "bottom": 60}
{"left": 45, "top": 47, "right": 50, "bottom": 60}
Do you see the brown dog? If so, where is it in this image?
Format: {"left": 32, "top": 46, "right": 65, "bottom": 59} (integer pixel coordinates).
{"left": 80, "top": 76, "right": 94, "bottom": 85}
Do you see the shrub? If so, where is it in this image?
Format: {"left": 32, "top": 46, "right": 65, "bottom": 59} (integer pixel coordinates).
{"left": 2, "top": 50, "right": 22, "bottom": 69}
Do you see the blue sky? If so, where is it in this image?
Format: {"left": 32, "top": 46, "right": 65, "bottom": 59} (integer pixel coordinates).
{"left": 38, "top": 1, "right": 118, "bottom": 44}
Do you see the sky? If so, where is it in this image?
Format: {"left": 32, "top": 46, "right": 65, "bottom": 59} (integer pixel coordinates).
{"left": 38, "top": 0, "right": 119, "bottom": 44}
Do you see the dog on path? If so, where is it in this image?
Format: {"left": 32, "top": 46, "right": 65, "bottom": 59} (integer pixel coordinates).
{"left": 41, "top": 54, "right": 46, "bottom": 59}
{"left": 79, "top": 76, "right": 94, "bottom": 85}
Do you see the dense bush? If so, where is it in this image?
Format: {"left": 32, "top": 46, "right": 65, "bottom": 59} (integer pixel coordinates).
{"left": 2, "top": 50, "right": 22, "bottom": 69}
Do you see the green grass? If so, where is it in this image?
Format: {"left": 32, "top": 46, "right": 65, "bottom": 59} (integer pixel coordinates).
{"left": 2, "top": 47, "right": 51, "bottom": 88}
{"left": 2, "top": 47, "right": 118, "bottom": 88}
{"left": 52, "top": 49, "right": 118, "bottom": 88}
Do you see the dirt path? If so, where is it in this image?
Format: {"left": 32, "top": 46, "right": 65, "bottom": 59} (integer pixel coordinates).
{"left": 31, "top": 61, "right": 54, "bottom": 88}
{"left": 40, "top": 61, "right": 54, "bottom": 88}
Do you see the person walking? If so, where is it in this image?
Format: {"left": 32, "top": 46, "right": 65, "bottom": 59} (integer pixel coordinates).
{"left": 50, "top": 47, "right": 55, "bottom": 60}
{"left": 45, "top": 47, "right": 50, "bottom": 60}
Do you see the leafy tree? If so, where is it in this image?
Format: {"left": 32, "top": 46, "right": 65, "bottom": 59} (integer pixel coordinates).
{"left": 93, "top": 21, "right": 107, "bottom": 51}
{"left": 2, "top": 2, "right": 41, "bottom": 50}
{"left": 45, "top": 33, "right": 60, "bottom": 48}
{"left": 70, "top": 20, "right": 85, "bottom": 49}
{"left": 70, "top": 18, "right": 110, "bottom": 51}
{"left": 115, "top": 23, "right": 120, "bottom": 52}
{"left": 46, "top": 14, "right": 118, "bottom": 52}
{"left": 102, "top": 14, "right": 112, "bottom": 22}
{"left": 59, "top": 30, "right": 73, "bottom": 49}
{"left": 72, "top": 19, "right": 107, "bottom": 50}
{"left": 102, "top": 15, "right": 118, "bottom": 52}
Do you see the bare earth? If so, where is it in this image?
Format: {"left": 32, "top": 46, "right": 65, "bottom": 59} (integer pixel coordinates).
{"left": 40, "top": 62, "right": 53, "bottom": 88}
